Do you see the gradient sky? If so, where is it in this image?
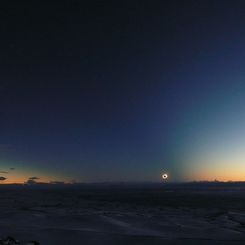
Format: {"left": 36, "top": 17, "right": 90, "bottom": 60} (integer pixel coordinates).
{"left": 1, "top": 1, "right": 245, "bottom": 183}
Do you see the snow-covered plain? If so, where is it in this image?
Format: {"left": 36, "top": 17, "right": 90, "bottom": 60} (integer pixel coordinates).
{"left": 0, "top": 184, "right": 245, "bottom": 244}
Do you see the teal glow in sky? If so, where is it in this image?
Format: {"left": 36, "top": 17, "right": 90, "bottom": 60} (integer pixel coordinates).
{"left": 1, "top": 1, "right": 245, "bottom": 183}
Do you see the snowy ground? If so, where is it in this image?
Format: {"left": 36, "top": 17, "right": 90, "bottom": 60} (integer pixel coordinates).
{"left": 0, "top": 184, "right": 245, "bottom": 244}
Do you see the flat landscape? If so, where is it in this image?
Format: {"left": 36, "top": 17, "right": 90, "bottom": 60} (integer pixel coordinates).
{"left": 0, "top": 183, "right": 245, "bottom": 244}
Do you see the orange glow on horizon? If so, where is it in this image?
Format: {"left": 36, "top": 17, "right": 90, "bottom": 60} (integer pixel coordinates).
{"left": 182, "top": 152, "right": 245, "bottom": 182}
{"left": 0, "top": 175, "right": 51, "bottom": 184}
{"left": 184, "top": 166, "right": 245, "bottom": 182}
{"left": 0, "top": 171, "right": 69, "bottom": 184}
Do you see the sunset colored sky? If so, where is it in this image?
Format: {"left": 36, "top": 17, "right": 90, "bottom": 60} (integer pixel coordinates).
{"left": 1, "top": 1, "right": 245, "bottom": 183}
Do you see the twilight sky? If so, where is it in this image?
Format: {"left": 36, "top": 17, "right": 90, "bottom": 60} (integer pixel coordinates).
{"left": 1, "top": 1, "right": 245, "bottom": 183}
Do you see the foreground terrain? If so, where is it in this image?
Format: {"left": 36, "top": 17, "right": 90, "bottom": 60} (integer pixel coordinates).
{"left": 0, "top": 183, "right": 245, "bottom": 244}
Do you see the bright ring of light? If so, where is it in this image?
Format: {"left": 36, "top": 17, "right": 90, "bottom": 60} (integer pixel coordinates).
{"left": 162, "top": 173, "right": 168, "bottom": 180}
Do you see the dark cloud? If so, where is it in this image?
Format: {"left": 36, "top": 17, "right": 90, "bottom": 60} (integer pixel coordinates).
{"left": 10, "top": 168, "right": 15, "bottom": 170}
{"left": 26, "top": 179, "right": 37, "bottom": 185}
{"left": 29, "top": 177, "right": 39, "bottom": 180}
{"left": 25, "top": 176, "right": 40, "bottom": 185}
{"left": 0, "top": 171, "right": 8, "bottom": 174}
{"left": 0, "top": 177, "right": 7, "bottom": 181}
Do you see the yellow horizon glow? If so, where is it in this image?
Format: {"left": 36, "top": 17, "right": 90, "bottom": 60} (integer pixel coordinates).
{"left": 0, "top": 170, "right": 70, "bottom": 184}
{"left": 183, "top": 158, "right": 245, "bottom": 182}
{"left": 0, "top": 175, "right": 53, "bottom": 184}
{"left": 186, "top": 172, "right": 245, "bottom": 182}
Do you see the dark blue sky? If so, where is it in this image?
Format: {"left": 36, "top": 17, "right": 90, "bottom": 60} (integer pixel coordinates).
{"left": 1, "top": 1, "right": 245, "bottom": 183}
